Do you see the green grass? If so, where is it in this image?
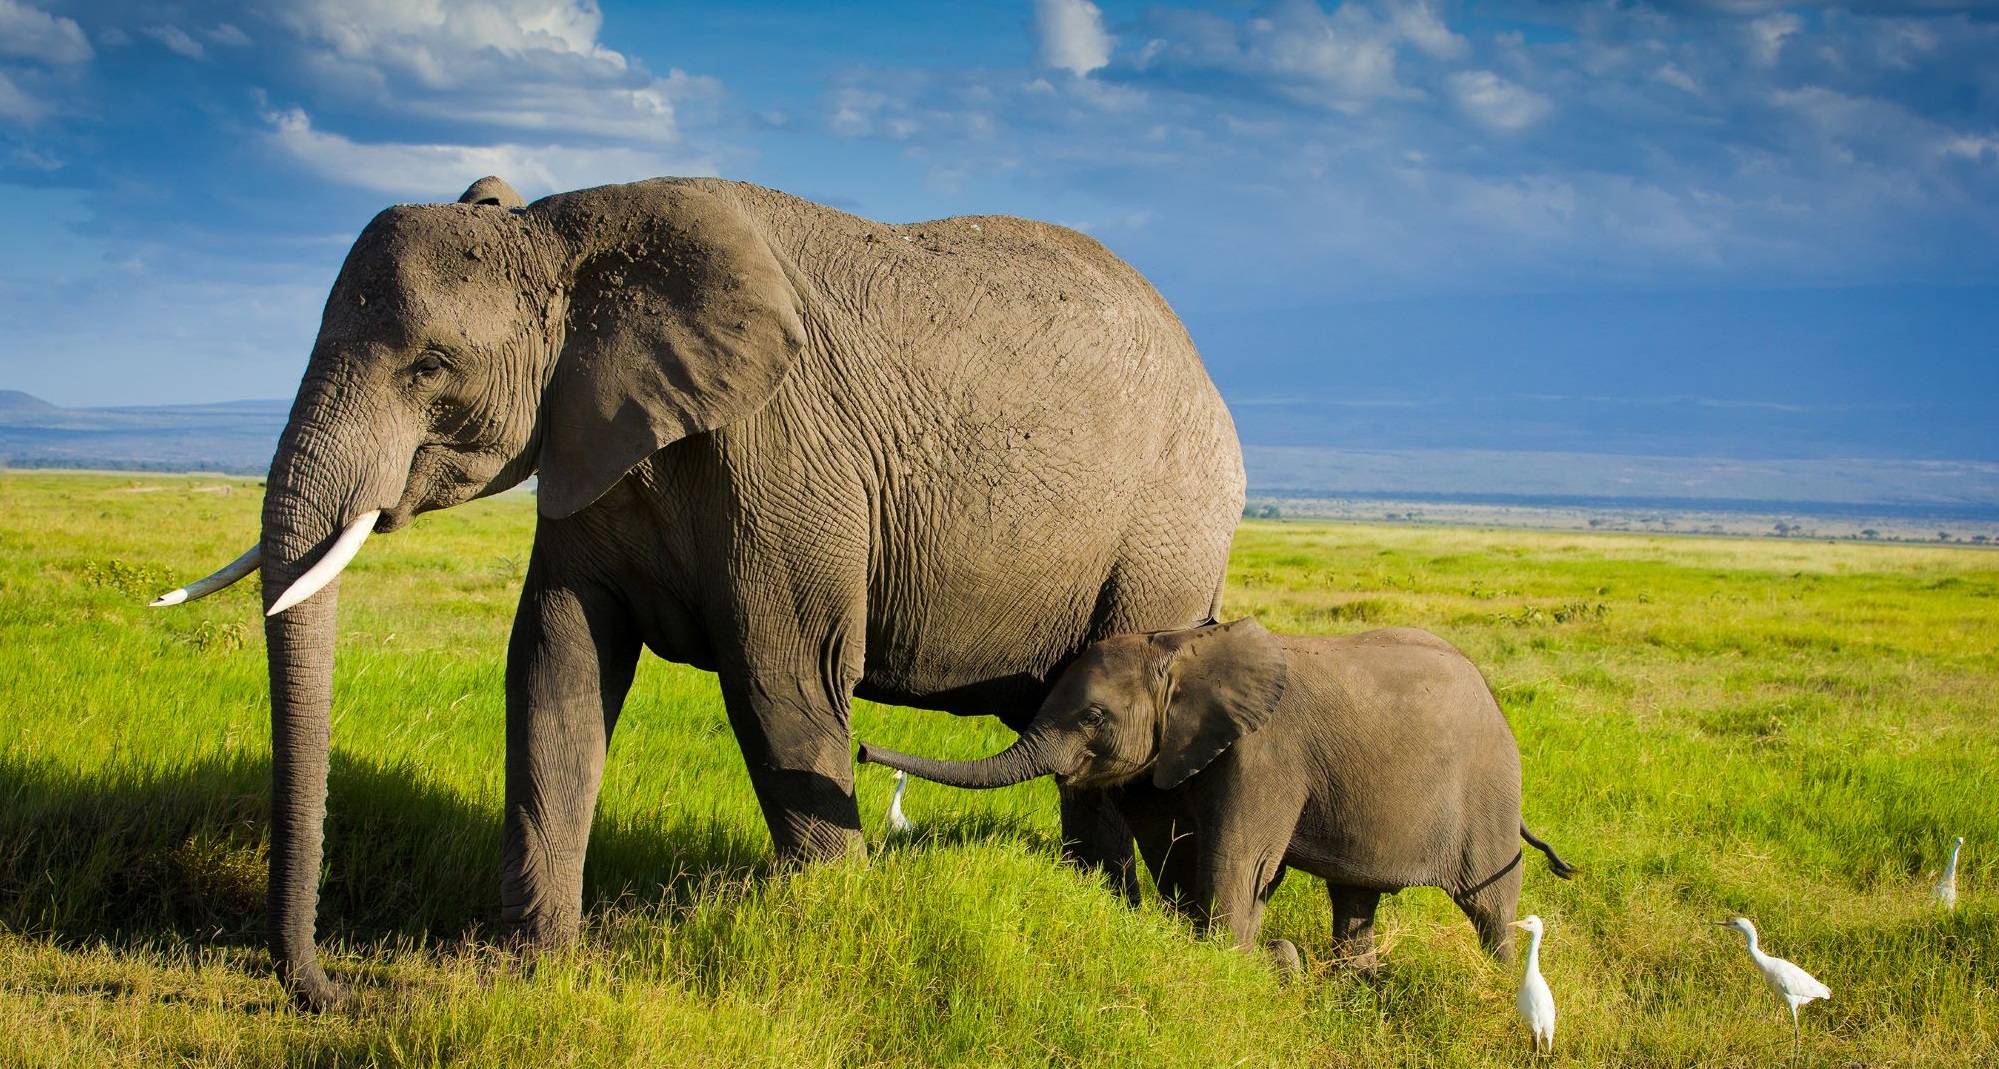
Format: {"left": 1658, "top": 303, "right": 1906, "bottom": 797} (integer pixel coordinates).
{"left": 2, "top": 470, "right": 1994, "bottom": 1066}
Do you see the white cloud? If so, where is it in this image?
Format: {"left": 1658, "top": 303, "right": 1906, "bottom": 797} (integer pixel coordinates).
{"left": 1250, "top": 3, "right": 1407, "bottom": 106}
{"left": 811, "top": 0, "right": 1999, "bottom": 296}
{"left": 1439, "top": 172, "right": 1580, "bottom": 238}
{"left": 1449, "top": 70, "right": 1551, "bottom": 131}
{"left": 0, "top": 68, "right": 35, "bottom": 120}
{"left": 1764, "top": 83, "right": 1947, "bottom": 173}
{"left": 265, "top": 106, "right": 715, "bottom": 197}
{"left": 143, "top": 25, "right": 205, "bottom": 60}
{"left": 1656, "top": 62, "right": 1699, "bottom": 93}
{"left": 1384, "top": 0, "right": 1468, "bottom": 61}
{"left": 1747, "top": 12, "right": 1801, "bottom": 66}
{"left": 829, "top": 86, "right": 907, "bottom": 139}
{"left": 1131, "top": 2, "right": 1439, "bottom": 111}
{"left": 278, "top": 0, "right": 630, "bottom": 82}
{"left": 397, "top": 72, "right": 709, "bottom": 143}
{"left": 259, "top": 0, "right": 716, "bottom": 146}
{"left": 1942, "top": 135, "right": 1998, "bottom": 163}
{"left": 19, "top": 0, "right": 1999, "bottom": 332}
{"left": 205, "top": 24, "right": 253, "bottom": 48}
{"left": 0, "top": 0, "right": 92, "bottom": 64}
{"left": 1070, "top": 75, "right": 1147, "bottom": 112}
{"left": 6, "top": 142, "right": 62, "bottom": 169}
{"left": 1034, "top": 0, "right": 1113, "bottom": 77}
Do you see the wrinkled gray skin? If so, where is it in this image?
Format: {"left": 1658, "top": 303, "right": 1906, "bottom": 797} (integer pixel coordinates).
{"left": 860, "top": 620, "right": 1574, "bottom": 969}
{"left": 250, "top": 176, "right": 1242, "bottom": 1008}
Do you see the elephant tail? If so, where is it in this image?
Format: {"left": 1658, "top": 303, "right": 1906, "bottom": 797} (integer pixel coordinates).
{"left": 1521, "top": 824, "right": 1577, "bottom": 879}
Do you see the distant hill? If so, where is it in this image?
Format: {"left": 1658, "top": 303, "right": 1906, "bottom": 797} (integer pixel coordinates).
{"left": 0, "top": 392, "right": 286, "bottom": 474}
{"left": 0, "top": 389, "right": 72, "bottom": 422}
{"left": 1244, "top": 446, "right": 1999, "bottom": 517}
{"left": 5, "top": 390, "right": 1996, "bottom": 522}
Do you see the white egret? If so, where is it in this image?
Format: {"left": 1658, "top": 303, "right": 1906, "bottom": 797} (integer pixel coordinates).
{"left": 1509, "top": 915, "right": 1555, "bottom": 1056}
{"left": 886, "top": 769, "right": 914, "bottom": 835}
{"left": 1717, "top": 918, "right": 1829, "bottom": 1039}
{"left": 1933, "top": 836, "right": 1964, "bottom": 910}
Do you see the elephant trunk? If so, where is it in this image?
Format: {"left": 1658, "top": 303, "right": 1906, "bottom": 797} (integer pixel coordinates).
{"left": 857, "top": 732, "right": 1075, "bottom": 790}
{"left": 260, "top": 550, "right": 344, "bottom": 1009}
{"left": 257, "top": 384, "right": 408, "bottom": 1011}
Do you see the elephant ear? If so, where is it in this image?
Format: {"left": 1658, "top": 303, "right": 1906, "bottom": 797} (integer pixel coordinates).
{"left": 537, "top": 182, "right": 807, "bottom": 518}
{"left": 458, "top": 176, "right": 525, "bottom": 208}
{"left": 1151, "top": 617, "right": 1289, "bottom": 790}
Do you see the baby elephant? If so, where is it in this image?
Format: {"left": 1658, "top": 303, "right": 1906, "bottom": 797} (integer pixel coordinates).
{"left": 859, "top": 618, "right": 1573, "bottom": 968}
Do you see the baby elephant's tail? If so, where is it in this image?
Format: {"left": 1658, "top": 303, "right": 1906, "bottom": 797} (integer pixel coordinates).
{"left": 1522, "top": 824, "right": 1577, "bottom": 879}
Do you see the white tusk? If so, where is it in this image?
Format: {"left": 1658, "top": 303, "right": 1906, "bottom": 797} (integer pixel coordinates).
{"left": 265, "top": 510, "right": 381, "bottom": 617}
{"left": 151, "top": 546, "right": 262, "bottom": 607}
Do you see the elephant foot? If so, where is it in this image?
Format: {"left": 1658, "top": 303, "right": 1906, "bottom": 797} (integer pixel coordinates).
{"left": 501, "top": 892, "right": 585, "bottom": 950}
{"left": 1323, "top": 931, "right": 1380, "bottom": 976}
{"left": 504, "top": 922, "right": 584, "bottom": 973}
{"left": 773, "top": 821, "right": 866, "bottom": 865}
{"left": 281, "top": 969, "right": 351, "bottom": 1013}
{"left": 1333, "top": 945, "right": 1380, "bottom": 977}
{"left": 1059, "top": 847, "right": 1141, "bottom": 906}
{"left": 1265, "top": 938, "right": 1303, "bottom": 979}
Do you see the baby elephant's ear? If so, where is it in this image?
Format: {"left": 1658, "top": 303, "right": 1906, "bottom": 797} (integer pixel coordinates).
{"left": 1151, "top": 617, "right": 1288, "bottom": 790}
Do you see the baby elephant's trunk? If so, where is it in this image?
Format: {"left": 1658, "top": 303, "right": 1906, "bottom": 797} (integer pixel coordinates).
{"left": 1521, "top": 824, "right": 1577, "bottom": 878}
{"left": 857, "top": 734, "right": 1067, "bottom": 790}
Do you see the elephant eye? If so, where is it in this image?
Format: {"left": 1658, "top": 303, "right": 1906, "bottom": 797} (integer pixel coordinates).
{"left": 408, "top": 352, "right": 448, "bottom": 382}
{"left": 1081, "top": 706, "right": 1107, "bottom": 727}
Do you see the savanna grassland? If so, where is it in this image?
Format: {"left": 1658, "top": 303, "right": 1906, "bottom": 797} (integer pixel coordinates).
{"left": 1, "top": 471, "right": 1993, "bottom": 1068}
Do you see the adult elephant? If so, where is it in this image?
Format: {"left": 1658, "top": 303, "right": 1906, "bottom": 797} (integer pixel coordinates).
{"left": 157, "top": 176, "right": 1244, "bottom": 1010}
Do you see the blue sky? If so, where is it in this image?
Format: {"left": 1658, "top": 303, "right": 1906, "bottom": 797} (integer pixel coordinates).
{"left": 1, "top": 1, "right": 1995, "bottom": 458}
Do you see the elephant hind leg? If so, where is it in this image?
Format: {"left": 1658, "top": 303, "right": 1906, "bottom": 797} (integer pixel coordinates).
{"left": 1469, "top": 906, "right": 1515, "bottom": 963}
{"left": 1452, "top": 849, "right": 1525, "bottom": 963}
{"left": 718, "top": 665, "right": 867, "bottom": 865}
{"left": 748, "top": 766, "right": 866, "bottom": 862}
{"left": 718, "top": 641, "right": 868, "bottom": 864}
{"left": 1327, "top": 885, "right": 1383, "bottom": 973}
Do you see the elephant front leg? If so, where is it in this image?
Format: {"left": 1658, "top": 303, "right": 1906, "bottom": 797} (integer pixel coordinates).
{"left": 1060, "top": 785, "right": 1141, "bottom": 906}
{"left": 1196, "top": 841, "right": 1286, "bottom": 952}
{"left": 1119, "top": 788, "right": 1199, "bottom": 917}
{"left": 502, "top": 583, "right": 639, "bottom": 948}
{"left": 1193, "top": 785, "right": 1299, "bottom": 954}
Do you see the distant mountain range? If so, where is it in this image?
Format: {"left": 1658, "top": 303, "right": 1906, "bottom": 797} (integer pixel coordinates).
{"left": 0, "top": 390, "right": 285, "bottom": 474}
{"left": 1242, "top": 446, "right": 1999, "bottom": 518}
{"left": 4, "top": 389, "right": 1995, "bottom": 518}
